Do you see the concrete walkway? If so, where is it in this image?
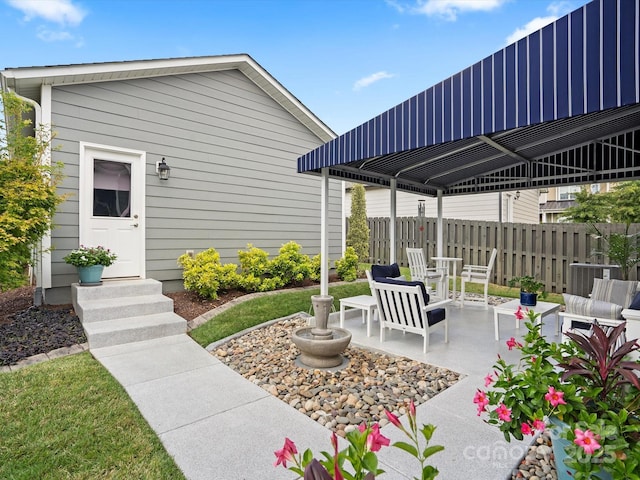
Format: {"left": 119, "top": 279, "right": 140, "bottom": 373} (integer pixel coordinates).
{"left": 91, "top": 298, "right": 558, "bottom": 479}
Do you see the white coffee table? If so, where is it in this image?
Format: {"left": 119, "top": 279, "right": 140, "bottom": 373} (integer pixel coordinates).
{"left": 493, "top": 299, "right": 561, "bottom": 341}
{"left": 340, "top": 295, "right": 377, "bottom": 337}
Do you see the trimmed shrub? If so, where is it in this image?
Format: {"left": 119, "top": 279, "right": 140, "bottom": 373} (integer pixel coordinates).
{"left": 309, "top": 254, "right": 322, "bottom": 282}
{"left": 347, "top": 184, "right": 370, "bottom": 263}
{"left": 335, "top": 247, "right": 359, "bottom": 282}
{"left": 237, "top": 244, "right": 271, "bottom": 292}
{"left": 269, "top": 241, "right": 312, "bottom": 288}
{"left": 177, "top": 248, "right": 239, "bottom": 299}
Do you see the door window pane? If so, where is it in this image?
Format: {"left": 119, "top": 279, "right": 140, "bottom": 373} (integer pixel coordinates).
{"left": 93, "top": 159, "right": 131, "bottom": 217}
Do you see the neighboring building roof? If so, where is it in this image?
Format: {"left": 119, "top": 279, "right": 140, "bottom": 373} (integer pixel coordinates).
{"left": 297, "top": 0, "right": 640, "bottom": 197}
{"left": 539, "top": 200, "right": 576, "bottom": 212}
{"left": 0, "top": 53, "right": 335, "bottom": 143}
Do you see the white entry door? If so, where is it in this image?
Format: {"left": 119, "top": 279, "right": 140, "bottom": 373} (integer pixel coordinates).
{"left": 79, "top": 143, "right": 145, "bottom": 279}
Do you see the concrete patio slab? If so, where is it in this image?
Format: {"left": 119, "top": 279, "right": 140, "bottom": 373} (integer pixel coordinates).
{"left": 126, "top": 362, "right": 271, "bottom": 434}
{"left": 92, "top": 334, "right": 219, "bottom": 386}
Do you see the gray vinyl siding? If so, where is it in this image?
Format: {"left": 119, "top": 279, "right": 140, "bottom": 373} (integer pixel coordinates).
{"left": 49, "top": 69, "right": 341, "bottom": 292}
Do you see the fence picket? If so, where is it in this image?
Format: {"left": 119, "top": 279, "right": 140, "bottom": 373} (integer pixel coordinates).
{"left": 364, "top": 217, "right": 639, "bottom": 293}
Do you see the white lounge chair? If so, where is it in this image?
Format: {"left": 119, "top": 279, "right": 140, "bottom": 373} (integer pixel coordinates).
{"left": 405, "top": 248, "right": 447, "bottom": 298}
{"left": 371, "top": 278, "right": 451, "bottom": 353}
{"left": 459, "top": 248, "right": 497, "bottom": 309}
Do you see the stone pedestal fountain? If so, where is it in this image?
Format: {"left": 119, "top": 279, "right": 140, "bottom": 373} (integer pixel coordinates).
{"left": 291, "top": 295, "right": 352, "bottom": 368}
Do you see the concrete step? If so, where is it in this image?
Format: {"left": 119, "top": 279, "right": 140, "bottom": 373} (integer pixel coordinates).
{"left": 83, "top": 312, "right": 187, "bottom": 349}
{"left": 73, "top": 279, "right": 163, "bottom": 306}
{"left": 76, "top": 294, "right": 174, "bottom": 324}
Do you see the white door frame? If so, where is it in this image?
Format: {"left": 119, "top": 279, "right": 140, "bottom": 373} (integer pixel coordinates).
{"left": 79, "top": 142, "right": 146, "bottom": 278}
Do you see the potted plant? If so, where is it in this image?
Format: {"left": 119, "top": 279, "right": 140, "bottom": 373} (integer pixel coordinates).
{"left": 508, "top": 275, "right": 546, "bottom": 306}
{"left": 474, "top": 307, "right": 640, "bottom": 480}
{"left": 63, "top": 245, "right": 117, "bottom": 285}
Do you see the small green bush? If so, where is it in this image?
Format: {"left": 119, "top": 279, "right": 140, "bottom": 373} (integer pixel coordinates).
{"left": 335, "top": 247, "right": 359, "bottom": 282}
{"left": 237, "top": 244, "right": 271, "bottom": 292}
{"left": 177, "top": 248, "right": 239, "bottom": 299}
{"left": 269, "top": 241, "right": 312, "bottom": 288}
{"left": 309, "top": 254, "right": 322, "bottom": 282}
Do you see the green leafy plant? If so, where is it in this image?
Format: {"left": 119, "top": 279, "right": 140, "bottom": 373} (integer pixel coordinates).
{"left": 507, "top": 275, "right": 546, "bottom": 296}
{"left": 269, "top": 241, "right": 312, "bottom": 288}
{"left": 237, "top": 244, "right": 272, "bottom": 292}
{"left": 177, "top": 248, "right": 239, "bottom": 299}
{"left": 275, "top": 400, "right": 442, "bottom": 480}
{"left": 335, "top": 247, "right": 359, "bottom": 282}
{"left": 347, "top": 184, "right": 370, "bottom": 263}
{"left": 475, "top": 307, "right": 640, "bottom": 479}
{"left": 0, "top": 91, "right": 65, "bottom": 290}
{"left": 63, "top": 245, "right": 117, "bottom": 267}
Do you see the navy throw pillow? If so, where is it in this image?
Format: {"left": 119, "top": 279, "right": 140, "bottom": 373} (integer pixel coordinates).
{"left": 373, "top": 277, "right": 430, "bottom": 304}
{"left": 371, "top": 263, "right": 401, "bottom": 279}
{"left": 629, "top": 291, "right": 640, "bottom": 310}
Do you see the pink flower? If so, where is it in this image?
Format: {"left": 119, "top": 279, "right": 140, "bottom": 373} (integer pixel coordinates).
{"left": 331, "top": 432, "right": 345, "bottom": 480}
{"left": 544, "top": 386, "right": 567, "bottom": 407}
{"left": 384, "top": 409, "right": 402, "bottom": 428}
{"left": 484, "top": 373, "right": 494, "bottom": 387}
{"left": 358, "top": 422, "right": 367, "bottom": 433}
{"left": 533, "top": 419, "right": 546, "bottom": 431}
{"left": 495, "top": 403, "right": 512, "bottom": 422}
{"left": 521, "top": 423, "right": 533, "bottom": 435}
{"left": 515, "top": 306, "right": 525, "bottom": 320}
{"left": 366, "top": 424, "right": 390, "bottom": 452}
{"left": 274, "top": 437, "right": 298, "bottom": 467}
{"left": 409, "top": 399, "right": 416, "bottom": 417}
{"left": 574, "top": 428, "right": 601, "bottom": 455}
{"left": 506, "top": 337, "right": 522, "bottom": 350}
{"left": 473, "top": 390, "right": 489, "bottom": 416}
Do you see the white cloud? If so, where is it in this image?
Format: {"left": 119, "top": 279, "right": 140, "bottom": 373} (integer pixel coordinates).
{"left": 505, "top": 2, "right": 574, "bottom": 45}
{"left": 353, "top": 71, "right": 395, "bottom": 91}
{"left": 36, "top": 27, "right": 73, "bottom": 42}
{"left": 413, "top": 0, "right": 507, "bottom": 21}
{"left": 7, "top": 0, "right": 87, "bottom": 26}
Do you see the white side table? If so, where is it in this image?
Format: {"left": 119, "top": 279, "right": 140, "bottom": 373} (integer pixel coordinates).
{"left": 340, "top": 295, "right": 378, "bottom": 337}
{"left": 493, "top": 299, "right": 561, "bottom": 341}
{"left": 431, "top": 256, "right": 462, "bottom": 302}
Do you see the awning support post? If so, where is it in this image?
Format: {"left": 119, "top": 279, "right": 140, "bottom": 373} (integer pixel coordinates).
{"left": 320, "top": 168, "right": 329, "bottom": 296}
{"left": 390, "top": 178, "right": 397, "bottom": 264}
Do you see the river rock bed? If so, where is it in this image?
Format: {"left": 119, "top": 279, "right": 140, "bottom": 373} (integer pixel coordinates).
{"left": 212, "top": 316, "right": 462, "bottom": 436}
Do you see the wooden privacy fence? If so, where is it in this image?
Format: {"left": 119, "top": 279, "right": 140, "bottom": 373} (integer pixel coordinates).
{"left": 365, "top": 217, "right": 640, "bottom": 293}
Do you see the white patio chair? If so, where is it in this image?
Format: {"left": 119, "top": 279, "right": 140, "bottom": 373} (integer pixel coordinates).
{"left": 459, "top": 248, "right": 497, "bottom": 309}
{"left": 405, "top": 248, "right": 447, "bottom": 298}
{"left": 371, "top": 279, "right": 451, "bottom": 353}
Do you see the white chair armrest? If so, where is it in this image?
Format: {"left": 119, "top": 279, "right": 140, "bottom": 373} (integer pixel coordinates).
{"left": 423, "top": 299, "right": 452, "bottom": 311}
{"left": 622, "top": 309, "right": 640, "bottom": 322}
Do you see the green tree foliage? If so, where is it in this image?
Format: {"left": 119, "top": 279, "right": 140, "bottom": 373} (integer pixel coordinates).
{"left": 346, "top": 184, "right": 370, "bottom": 263}
{"left": 561, "top": 188, "right": 608, "bottom": 223}
{"left": 0, "top": 92, "right": 65, "bottom": 290}
{"left": 563, "top": 182, "right": 640, "bottom": 279}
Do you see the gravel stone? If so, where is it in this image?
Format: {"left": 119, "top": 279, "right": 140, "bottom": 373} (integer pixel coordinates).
{"left": 212, "top": 316, "right": 462, "bottom": 438}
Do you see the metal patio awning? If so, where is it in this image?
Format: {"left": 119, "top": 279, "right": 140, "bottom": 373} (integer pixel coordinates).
{"left": 298, "top": 0, "right": 640, "bottom": 196}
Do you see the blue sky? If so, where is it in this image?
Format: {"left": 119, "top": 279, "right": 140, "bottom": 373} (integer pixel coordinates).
{"left": 1, "top": 0, "right": 587, "bottom": 135}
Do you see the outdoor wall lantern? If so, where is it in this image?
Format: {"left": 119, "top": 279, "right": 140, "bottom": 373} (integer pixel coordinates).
{"left": 156, "top": 157, "right": 171, "bottom": 180}
{"left": 418, "top": 199, "right": 426, "bottom": 217}
{"left": 515, "top": 190, "right": 521, "bottom": 200}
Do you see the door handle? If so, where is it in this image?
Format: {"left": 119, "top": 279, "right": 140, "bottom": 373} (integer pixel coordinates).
{"left": 131, "top": 223, "right": 139, "bottom": 227}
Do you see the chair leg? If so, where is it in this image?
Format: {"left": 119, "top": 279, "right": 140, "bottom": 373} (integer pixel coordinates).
{"left": 444, "top": 314, "right": 449, "bottom": 343}
{"left": 483, "top": 281, "right": 489, "bottom": 309}
{"left": 460, "top": 280, "right": 466, "bottom": 308}
{"left": 423, "top": 331, "right": 428, "bottom": 353}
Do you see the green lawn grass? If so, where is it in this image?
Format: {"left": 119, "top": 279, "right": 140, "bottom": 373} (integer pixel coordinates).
{"left": 0, "top": 353, "right": 185, "bottom": 479}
